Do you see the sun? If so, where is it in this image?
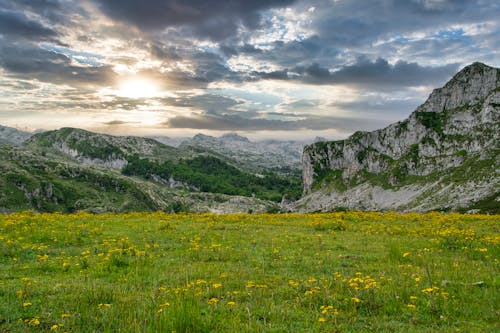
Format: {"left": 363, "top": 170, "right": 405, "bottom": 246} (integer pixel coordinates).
{"left": 117, "top": 78, "right": 160, "bottom": 98}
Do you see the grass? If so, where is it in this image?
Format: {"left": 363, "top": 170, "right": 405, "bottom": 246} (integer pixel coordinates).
{"left": 0, "top": 211, "right": 498, "bottom": 332}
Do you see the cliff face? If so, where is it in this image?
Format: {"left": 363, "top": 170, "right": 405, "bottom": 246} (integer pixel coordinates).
{"left": 298, "top": 62, "right": 499, "bottom": 212}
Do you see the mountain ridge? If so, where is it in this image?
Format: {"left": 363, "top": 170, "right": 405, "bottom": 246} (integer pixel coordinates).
{"left": 296, "top": 62, "right": 499, "bottom": 213}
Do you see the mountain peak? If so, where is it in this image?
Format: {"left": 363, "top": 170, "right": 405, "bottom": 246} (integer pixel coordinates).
{"left": 299, "top": 62, "right": 499, "bottom": 213}
{"left": 221, "top": 133, "right": 250, "bottom": 142}
{"left": 417, "top": 62, "right": 499, "bottom": 113}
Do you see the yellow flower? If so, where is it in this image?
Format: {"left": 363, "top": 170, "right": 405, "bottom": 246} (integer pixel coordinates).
{"left": 318, "top": 317, "right": 326, "bottom": 322}
{"left": 51, "top": 324, "right": 59, "bottom": 330}
{"left": 22, "top": 302, "right": 32, "bottom": 307}
{"left": 402, "top": 252, "right": 410, "bottom": 257}
{"left": 407, "top": 304, "right": 416, "bottom": 309}
{"left": 28, "top": 317, "right": 40, "bottom": 326}
{"left": 98, "top": 303, "right": 111, "bottom": 308}
{"left": 409, "top": 296, "right": 418, "bottom": 301}
{"left": 227, "top": 301, "right": 236, "bottom": 306}
{"left": 351, "top": 297, "right": 362, "bottom": 303}
{"left": 61, "top": 313, "right": 71, "bottom": 319}
{"left": 212, "top": 283, "right": 222, "bottom": 289}
{"left": 207, "top": 297, "right": 219, "bottom": 305}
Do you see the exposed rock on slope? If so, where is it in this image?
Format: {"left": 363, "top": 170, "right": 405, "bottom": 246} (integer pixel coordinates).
{"left": 0, "top": 125, "right": 32, "bottom": 145}
{"left": 297, "top": 62, "right": 499, "bottom": 213}
{"left": 25, "top": 127, "right": 185, "bottom": 169}
{"left": 177, "top": 133, "right": 305, "bottom": 174}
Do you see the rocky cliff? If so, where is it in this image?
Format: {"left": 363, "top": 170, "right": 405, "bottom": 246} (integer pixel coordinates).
{"left": 297, "top": 62, "right": 499, "bottom": 213}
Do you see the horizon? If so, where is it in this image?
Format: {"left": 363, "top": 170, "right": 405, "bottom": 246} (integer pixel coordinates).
{"left": 1, "top": 1, "right": 499, "bottom": 140}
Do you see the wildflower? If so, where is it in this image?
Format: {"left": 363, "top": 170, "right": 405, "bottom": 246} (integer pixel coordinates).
{"left": 28, "top": 317, "right": 40, "bottom": 326}
{"left": 207, "top": 297, "right": 219, "bottom": 305}
{"left": 318, "top": 317, "right": 326, "bottom": 322}
{"left": 22, "top": 302, "right": 32, "bottom": 307}
{"left": 98, "top": 303, "right": 111, "bottom": 308}
{"left": 409, "top": 296, "right": 418, "bottom": 301}
{"left": 351, "top": 297, "right": 362, "bottom": 303}
{"left": 407, "top": 304, "right": 416, "bottom": 309}
{"left": 421, "top": 287, "right": 439, "bottom": 294}
{"left": 246, "top": 281, "right": 255, "bottom": 288}
{"left": 51, "top": 324, "right": 59, "bottom": 330}
{"left": 227, "top": 301, "right": 236, "bottom": 306}
{"left": 212, "top": 283, "right": 222, "bottom": 289}
{"left": 61, "top": 313, "right": 71, "bottom": 319}
{"left": 288, "top": 280, "right": 299, "bottom": 287}
{"left": 402, "top": 252, "right": 410, "bottom": 257}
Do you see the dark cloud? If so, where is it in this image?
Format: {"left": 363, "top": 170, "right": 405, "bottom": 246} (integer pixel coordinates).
{"left": 103, "top": 120, "right": 139, "bottom": 125}
{"left": 93, "top": 0, "right": 297, "bottom": 40}
{"left": 252, "top": 57, "right": 459, "bottom": 89}
{"left": 307, "top": 0, "right": 495, "bottom": 48}
{"left": 0, "top": 9, "right": 58, "bottom": 41}
{"left": 163, "top": 112, "right": 388, "bottom": 132}
{"left": 0, "top": 42, "right": 116, "bottom": 87}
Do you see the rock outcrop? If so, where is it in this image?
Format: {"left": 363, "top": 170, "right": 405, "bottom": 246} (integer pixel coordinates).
{"left": 297, "top": 62, "right": 499, "bottom": 212}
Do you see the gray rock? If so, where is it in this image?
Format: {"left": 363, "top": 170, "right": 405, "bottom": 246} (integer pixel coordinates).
{"left": 297, "top": 62, "right": 500, "bottom": 212}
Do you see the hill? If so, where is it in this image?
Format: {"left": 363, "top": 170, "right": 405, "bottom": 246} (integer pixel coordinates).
{"left": 0, "top": 127, "right": 303, "bottom": 213}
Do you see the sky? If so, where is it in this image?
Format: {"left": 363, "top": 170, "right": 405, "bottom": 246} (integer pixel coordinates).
{"left": 0, "top": 0, "right": 498, "bottom": 140}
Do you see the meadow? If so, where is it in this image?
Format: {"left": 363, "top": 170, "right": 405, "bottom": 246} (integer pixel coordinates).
{"left": 0, "top": 211, "right": 498, "bottom": 332}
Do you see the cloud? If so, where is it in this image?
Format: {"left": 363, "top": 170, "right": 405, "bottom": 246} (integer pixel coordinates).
{"left": 0, "top": 42, "right": 116, "bottom": 87}
{"left": 252, "top": 57, "right": 459, "bottom": 89}
{"left": 103, "top": 120, "right": 139, "bottom": 125}
{"left": 163, "top": 112, "right": 388, "bottom": 132}
{"left": 93, "top": 0, "right": 297, "bottom": 40}
{"left": 0, "top": 9, "right": 59, "bottom": 41}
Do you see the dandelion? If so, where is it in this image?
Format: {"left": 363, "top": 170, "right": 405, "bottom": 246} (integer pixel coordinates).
{"left": 227, "top": 301, "right": 236, "bottom": 306}
{"left": 318, "top": 317, "right": 326, "bottom": 322}
{"left": 409, "top": 296, "right": 418, "bottom": 301}
{"left": 351, "top": 297, "right": 362, "bottom": 303}
{"left": 98, "top": 303, "right": 111, "bottom": 308}
{"left": 288, "top": 280, "right": 299, "bottom": 287}
{"left": 22, "top": 302, "right": 32, "bottom": 307}
{"left": 212, "top": 283, "right": 222, "bottom": 289}
{"left": 28, "top": 317, "right": 40, "bottom": 326}
{"left": 207, "top": 297, "right": 219, "bottom": 305}
{"left": 51, "top": 324, "right": 59, "bottom": 330}
{"left": 402, "top": 252, "right": 410, "bottom": 257}
{"left": 61, "top": 313, "right": 71, "bottom": 319}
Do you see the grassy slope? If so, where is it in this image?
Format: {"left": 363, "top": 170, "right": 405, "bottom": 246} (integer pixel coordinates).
{"left": 0, "top": 212, "right": 498, "bottom": 332}
{"left": 0, "top": 145, "right": 174, "bottom": 213}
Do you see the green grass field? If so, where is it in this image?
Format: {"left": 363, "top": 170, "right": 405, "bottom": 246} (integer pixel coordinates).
{"left": 0, "top": 212, "right": 498, "bottom": 332}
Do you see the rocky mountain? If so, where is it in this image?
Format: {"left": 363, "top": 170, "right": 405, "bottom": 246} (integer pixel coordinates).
{"left": 176, "top": 133, "right": 305, "bottom": 174}
{"left": 1, "top": 127, "right": 303, "bottom": 213}
{"left": 296, "top": 62, "right": 499, "bottom": 213}
{"left": 0, "top": 142, "right": 278, "bottom": 214}
{"left": 0, "top": 125, "right": 32, "bottom": 145}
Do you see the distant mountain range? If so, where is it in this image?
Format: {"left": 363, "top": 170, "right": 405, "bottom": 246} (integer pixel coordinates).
{"left": 296, "top": 62, "right": 499, "bottom": 213}
{"left": 0, "top": 126, "right": 307, "bottom": 213}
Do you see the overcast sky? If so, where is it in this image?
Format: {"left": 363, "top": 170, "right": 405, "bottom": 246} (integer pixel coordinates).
{"left": 0, "top": 0, "right": 498, "bottom": 140}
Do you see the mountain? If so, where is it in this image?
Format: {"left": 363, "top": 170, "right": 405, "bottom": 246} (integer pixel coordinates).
{"left": 0, "top": 125, "right": 32, "bottom": 145}
{"left": 26, "top": 127, "right": 188, "bottom": 168}
{"left": 295, "top": 62, "right": 499, "bottom": 213}
{"left": 1, "top": 127, "right": 302, "bottom": 213}
{"left": 177, "top": 133, "right": 305, "bottom": 174}
{"left": 0, "top": 142, "right": 278, "bottom": 214}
